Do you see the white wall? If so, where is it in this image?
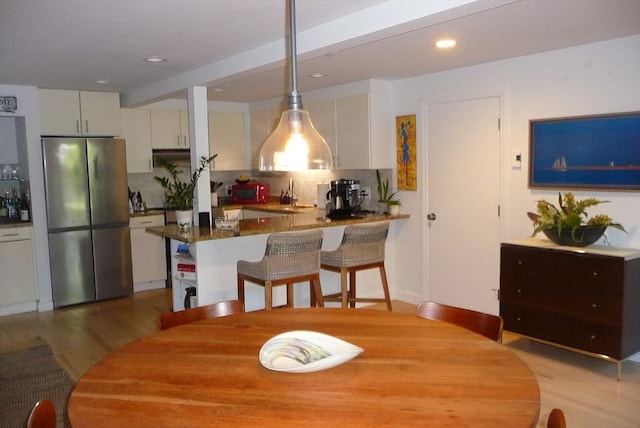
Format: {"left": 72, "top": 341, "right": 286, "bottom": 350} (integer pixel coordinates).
{"left": 0, "top": 84, "right": 53, "bottom": 311}
{"left": 391, "top": 35, "right": 640, "bottom": 304}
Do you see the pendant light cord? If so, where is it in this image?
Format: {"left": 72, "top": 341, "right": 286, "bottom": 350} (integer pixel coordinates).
{"left": 288, "top": 0, "right": 302, "bottom": 110}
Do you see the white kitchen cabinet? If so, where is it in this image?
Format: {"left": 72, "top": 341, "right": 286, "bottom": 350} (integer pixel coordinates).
{"left": 150, "top": 109, "right": 189, "bottom": 149}
{"left": 0, "top": 117, "right": 19, "bottom": 164}
{"left": 336, "top": 93, "right": 370, "bottom": 169}
{"left": 305, "top": 99, "right": 337, "bottom": 167}
{"left": 130, "top": 215, "right": 167, "bottom": 292}
{"left": 0, "top": 226, "right": 37, "bottom": 315}
{"left": 249, "top": 107, "right": 281, "bottom": 169}
{"left": 209, "top": 111, "right": 245, "bottom": 170}
{"left": 121, "top": 108, "right": 153, "bottom": 173}
{"left": 38, "top": 89, "right": 121, "bottom": 136}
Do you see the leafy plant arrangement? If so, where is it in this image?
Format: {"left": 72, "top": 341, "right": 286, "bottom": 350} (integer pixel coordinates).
{"left": 528, "top": 192, "right": 626, "bottom": 238}
{"left": 154, "top": 154, "right": 217, "bottom": 210}
{"left": 376, "top": 169, "right": 397, "bottom": 203}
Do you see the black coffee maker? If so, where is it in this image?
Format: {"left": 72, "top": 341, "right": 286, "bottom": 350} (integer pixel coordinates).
{"left": 326, "top": 179, "right": 362, "bottom": 218}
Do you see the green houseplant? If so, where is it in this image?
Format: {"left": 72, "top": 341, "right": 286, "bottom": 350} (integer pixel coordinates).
{"left": 376, "top": 169, "right": 399, "bottom": 213}
{"left": 528, "top": 192, "right": 625, "bottom": 246}
{"left": 154, "top": 154, "right": 217, "bottom": 228}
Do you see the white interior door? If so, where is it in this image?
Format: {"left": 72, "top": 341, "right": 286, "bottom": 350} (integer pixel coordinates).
{"left": 426, "top": 97, "right": 501, "bottom": 314}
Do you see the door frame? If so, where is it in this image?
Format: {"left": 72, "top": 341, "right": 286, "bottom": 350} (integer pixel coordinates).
{"left": 420, "top": 90, "right": 508, "bottom": 302}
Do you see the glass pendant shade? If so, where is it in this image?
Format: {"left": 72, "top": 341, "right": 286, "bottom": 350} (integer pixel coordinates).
{"left": 259, "top": 109, "right": 333, "bottom": 171}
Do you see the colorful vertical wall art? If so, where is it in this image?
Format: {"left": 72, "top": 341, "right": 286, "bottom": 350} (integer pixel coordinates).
{"left": 396, "top": 114, "right": 417, "bottom": 190}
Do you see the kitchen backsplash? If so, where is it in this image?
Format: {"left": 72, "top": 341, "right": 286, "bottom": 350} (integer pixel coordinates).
{"left": 128, "top": 168, "right": 391, "bottom": 211}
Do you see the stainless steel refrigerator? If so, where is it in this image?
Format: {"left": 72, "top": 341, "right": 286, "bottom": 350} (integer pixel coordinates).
{"left": 43, "top": 138, "right": 133, "bottom": 307}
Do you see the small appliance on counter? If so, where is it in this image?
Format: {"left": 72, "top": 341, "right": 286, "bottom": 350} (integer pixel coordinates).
{"left": 231, "top": 182, "right": 269, "bottom": 204}
{"left": 326, "top": 179, "right": 363, "bottom": 219}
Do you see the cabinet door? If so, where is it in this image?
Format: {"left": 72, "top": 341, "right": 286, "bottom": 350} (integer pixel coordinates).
{"left": 0, "top": 116, "right": 19, "bottom": 164}
{"left": 306, "top": 100, "right": 337, "bottom": 167}
{"left": 151, "top": 109, "right": 182, "bottom": 148}
{"left": 0, "top": 230, "right": 37, "bottom": 306}
{"left": 79, "top": 91, "right": 121, "bottom": 136}
{"left": 121, "top": 108, "right": 153, "bottom": 173}
{"left": 130, "top": 216, "right": 167, "bottom": 284}
{"left": 209, "top": 112, "right": 245, "bottom": 170}
{"left": 249, "top": 108, "right": 281, "bottom": 169}
{"left": 179, "top": 110, "right": 190, "bottom": 148}
{"left": 38, "top": 89, "right": 82, "bottom": 136}
{"left": 336, "top": 94, "right": 370, "bottom": 168}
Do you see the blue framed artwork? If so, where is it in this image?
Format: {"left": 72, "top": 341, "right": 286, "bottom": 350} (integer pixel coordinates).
{"left": 529, "top": 111, "right": 640, "bottom": 191}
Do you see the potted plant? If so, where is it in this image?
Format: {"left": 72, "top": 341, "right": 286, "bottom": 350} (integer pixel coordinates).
{"left": 387, "top": 199, "right": 401, "bottom": 216}
{"left": 376, "top": 169, "right": 399, "bottom": 214}
{"left": 527, "top": 192, "right": 626, "bottom": 247}
{"left": 154, "top": 154, "right": 217, "bottom": 229}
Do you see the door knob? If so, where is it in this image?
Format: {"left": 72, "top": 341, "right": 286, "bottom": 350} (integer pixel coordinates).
{"left": 427, "top": 213, "right": 437, "bottom": 221}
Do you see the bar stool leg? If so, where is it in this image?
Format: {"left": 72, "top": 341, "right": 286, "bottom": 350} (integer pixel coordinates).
{"left": 237, "top": 274, "right": 246, "bottom": 306}
{"left": 265, "top": 280, "right": 273, "bottom": 310}
{"left": 340, "top": 268, "right": 348, "bottom": 308}
{"left": 379, "top": 264, "right": 392, "bottom": 311}
{"left": 286, "top": 283, "right": 294, "bottom": 308}
{"left": 349, "top": 271, "right": 357, "bottom": 308}
{"left": 312, "top": 278, "right": 324, "bottom": 307}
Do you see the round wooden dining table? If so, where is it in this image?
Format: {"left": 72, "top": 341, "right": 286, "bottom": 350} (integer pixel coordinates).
{"left": 68, "top": 308, "right": 540, "bottom": 427}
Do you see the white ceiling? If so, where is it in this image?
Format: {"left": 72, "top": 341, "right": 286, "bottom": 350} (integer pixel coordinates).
{"left": 1, "top": 0, "right": 638, "bottom": 106}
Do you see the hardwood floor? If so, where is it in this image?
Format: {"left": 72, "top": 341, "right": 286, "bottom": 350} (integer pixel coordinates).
{"left": 1, "top": 290, "right": 638, "bottom": 427}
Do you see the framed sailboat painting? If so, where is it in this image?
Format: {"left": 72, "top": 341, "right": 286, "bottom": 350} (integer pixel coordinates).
{"left": 529, "top": 111, "right": 640, "bottom": 191}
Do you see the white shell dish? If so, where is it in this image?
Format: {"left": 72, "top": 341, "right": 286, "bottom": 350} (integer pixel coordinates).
{"left": 259, "top": 330, "right": 364, "bottom": 373}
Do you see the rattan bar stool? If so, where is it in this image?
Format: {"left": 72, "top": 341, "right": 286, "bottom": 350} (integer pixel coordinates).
{"left": 318, "top": 221, "right": 392, "bottom": 311}
{"left": 237, "top": 229, "right": 325, "bottom": 310}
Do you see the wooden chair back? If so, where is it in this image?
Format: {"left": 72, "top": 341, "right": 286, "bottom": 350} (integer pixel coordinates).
{"left": 416, "top": 301, "right": 503, "bottom": 342}
{"left": 27, "top": 400, "right": 56, "bottom": 428}
{"left": 158, "top": 299, "right": 244, "bottom": 330}
{"left": 547, "top": 408, "right": 567, "bottom": 428}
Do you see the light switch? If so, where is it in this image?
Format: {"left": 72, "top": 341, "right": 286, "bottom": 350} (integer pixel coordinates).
{"left": 512, "top": 151, "right": 522, "bottom": 169}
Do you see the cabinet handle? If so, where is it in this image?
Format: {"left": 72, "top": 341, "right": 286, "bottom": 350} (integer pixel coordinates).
{"left": 177, "top": 136, "right": 181, "bottom": 146}
{"left": 590, "top": 334, "right": 596, "bottom": 340}
{"left": 517, "top": 289, "right": 522, "bottom": 293}
{"left": 140, "top": 221, "right": 153, "bottom": 225}
{"left": 85, "top": 120, "right": 89, "bottom": 133}
{"left": 183, "top": 135, "right": 187, "bottom": 147}
{"left": 517, "top": 260, "right": 522, "bottom": 265}
{"left": 516, "top": 317, "right": 521, "bottom": 322}
{"left": 592, "top": 303, "right": 597, "bottom": 308}
{"left": 592, "top": 271, "right": 598, "bottom": 276}
{"left": 76, "top": 120, "right": 80, "bottom": 133}
{"left": 1, "top": 232, "right": 20, "bottom": 238}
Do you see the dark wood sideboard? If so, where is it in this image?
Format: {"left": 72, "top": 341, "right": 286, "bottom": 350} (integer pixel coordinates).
{"left": 500, "top": 238, "right": 640, "bottom": 379}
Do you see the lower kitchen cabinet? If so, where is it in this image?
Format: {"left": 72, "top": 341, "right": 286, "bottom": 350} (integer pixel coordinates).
{"left": 130, "top": 215, "right": 167, "bottom": 292}
{"left": 500, "top": 238, "right": 640, "bottom": 378}
{"left": 0, "top": 226, "right": 37, "bottom": 316}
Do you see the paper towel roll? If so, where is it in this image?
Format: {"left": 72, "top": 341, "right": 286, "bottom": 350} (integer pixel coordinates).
{"left": 316, "top": 183, "right": 330, "bottom": 209}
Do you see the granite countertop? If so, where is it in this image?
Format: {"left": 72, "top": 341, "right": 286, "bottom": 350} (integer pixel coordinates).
{"left": 147, "top": 209, "right": 409, "bottom": 243}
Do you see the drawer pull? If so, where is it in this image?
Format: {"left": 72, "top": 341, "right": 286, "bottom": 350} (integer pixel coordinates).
{"left": 2, "top": 233, "right": 20, "bottom": 237}
{"left": 516, "top": 317, "right": 521, "bottom": 322}
{"left": 140, "top": 221, "right": 153, "bottom": 225}
{"left": 517, "top": 260, "right": 522, "bottom": 265}
{"left": 592, "top": 271, "right": 598, "bottom": 276}
{"left": 517, "top": 289, "right": 522, "bottom": 293}
{"left": 590, "top": 334, "right": 596, "bottom": 340}
{"left": 592, "top": 303, "right": 597, "bottom": 308}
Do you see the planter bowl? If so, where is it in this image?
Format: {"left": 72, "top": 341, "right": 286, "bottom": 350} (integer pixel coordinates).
{"left": 542, "top": 225, "right": 606, "bottom": 247}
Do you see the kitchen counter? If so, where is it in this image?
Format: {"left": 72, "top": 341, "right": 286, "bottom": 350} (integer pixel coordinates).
{"left": 146, "top": 206, "right": 409, "bottom": 312}
{"left": 147, "top": 208, "right": 409, "bottom": 243}
{"left": 0, "top": 220, "right": 32, "bottom": 229}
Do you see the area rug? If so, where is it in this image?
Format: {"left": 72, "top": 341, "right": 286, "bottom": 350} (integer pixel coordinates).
{"left": 0, "top": 338, "right": 74, "bottom": 428}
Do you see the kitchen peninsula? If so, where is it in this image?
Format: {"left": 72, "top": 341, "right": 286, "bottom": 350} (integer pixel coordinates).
{"left": 147, "top": 207, "right": 408, "bottom": 312}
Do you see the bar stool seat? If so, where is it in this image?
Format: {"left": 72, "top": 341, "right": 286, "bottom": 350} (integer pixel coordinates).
{"left": 237, "top": 229, "right": 324, "bottom": 310}
{"left": 318, "top": 221, "right": 392, "bottom": 310}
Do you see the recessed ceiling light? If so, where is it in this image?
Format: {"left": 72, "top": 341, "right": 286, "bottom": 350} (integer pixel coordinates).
{"left": 309, "top": 73, "right": 327, "bottom": 78}
{"left": 95, "top": 79, "right": 109, "bottom": 84}
{"left": 435, "top": 39, "right": 457, "bottom": 49}
{"left": 143, "top": 56, "right": 168, "bottom": 63}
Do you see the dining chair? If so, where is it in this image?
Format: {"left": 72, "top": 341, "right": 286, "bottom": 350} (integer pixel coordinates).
{"left": 27, "top": 400, "right": 56, "bottom": 428}
{"left": 416, "top": 301, "right": 504, "bottom": 343}
{"left": 317, "top": 221, "right": 392, "bottom": 310}
{"left": 237, "top": 229, "right": 324, "bottom": 310}
{"left": 547, "top": 408, "right": 567, "bottom": 428}
{"left": 158, "top": 299, "right": 244, "bottom": 330}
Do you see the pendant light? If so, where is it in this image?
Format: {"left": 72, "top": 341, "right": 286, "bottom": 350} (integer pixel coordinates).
{"left": 258, "top": 0, "right": 333, "bottom": 171}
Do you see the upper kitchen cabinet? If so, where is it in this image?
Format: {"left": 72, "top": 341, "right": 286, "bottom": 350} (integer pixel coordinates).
{"left": 335, "top": 94, "right": 370, "bottom": 169}
{"left": 208, "top": 111, "right": 245, "bottom": 170}
{"left": 305, "top": 99, "right": 337, "bottom": 167}
{"left": 0, "top": 116, "right": 19, "bottom": 164}
{"left": 38, "top": 89, "right": 121, "bottom": 136}
{"left": 150, "top": 109, "right": 189, "bottom": 149}
{"left": 249, "top": 107, "right": 281, "bottom": 169}
{"left": 120, "top": 108, "right": 153, "bottom": 173}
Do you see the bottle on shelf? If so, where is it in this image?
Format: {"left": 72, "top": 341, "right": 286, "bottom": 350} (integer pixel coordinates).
{"left": 0, "top": 192, "right": 7, "bottom": 218}
{"left": 20, "top": 192, "right": 30, "bottom": 222}
{"left": 7, "top": 187, "right": 18, "bottom": 220}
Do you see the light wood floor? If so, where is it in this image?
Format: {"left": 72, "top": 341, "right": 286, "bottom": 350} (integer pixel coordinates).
{"left": 1, "top": 289, "right": 638, "bottom": 427}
